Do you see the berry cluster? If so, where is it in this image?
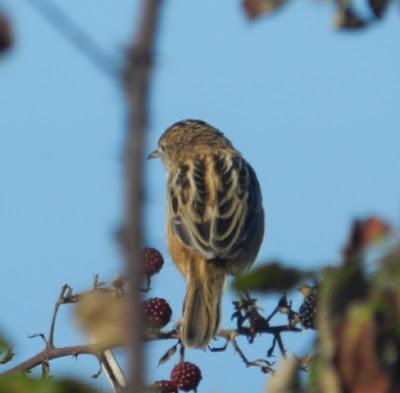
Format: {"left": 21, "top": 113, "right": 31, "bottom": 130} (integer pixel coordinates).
{"left": 152, "top": 362, "right": 202, "bottom": 392}
{"left": 143, "top": 248, "right": 202, "bottom": 391}
{"left": 142, "top": 247, "right": 172, "bottom": 330}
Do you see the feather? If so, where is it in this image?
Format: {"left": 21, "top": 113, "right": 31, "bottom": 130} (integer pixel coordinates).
{"left": 167, "top": 151, "right": 262, "bottom": 262}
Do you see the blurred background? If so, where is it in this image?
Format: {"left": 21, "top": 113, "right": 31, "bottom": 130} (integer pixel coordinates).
{"left": 0, "top": 0, "right": 399, "bottom": 392}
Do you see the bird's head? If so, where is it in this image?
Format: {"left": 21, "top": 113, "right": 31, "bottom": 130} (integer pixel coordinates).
{"left": 148, "top": 119, "right": 233, "bottom": 170}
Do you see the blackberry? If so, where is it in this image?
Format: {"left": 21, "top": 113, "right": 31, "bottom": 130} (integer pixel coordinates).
{"left": 299, "top": 286, "right": 318, "bottom": 329}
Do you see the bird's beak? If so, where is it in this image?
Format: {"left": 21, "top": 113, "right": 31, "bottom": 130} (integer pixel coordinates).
{"left": 147, "top": 149, "right": 161, "bottom": 160}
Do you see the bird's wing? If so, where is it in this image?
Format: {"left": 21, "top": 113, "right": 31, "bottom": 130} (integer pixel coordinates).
{"left": 167, "top": 151, "right": 262, "bottom": 260}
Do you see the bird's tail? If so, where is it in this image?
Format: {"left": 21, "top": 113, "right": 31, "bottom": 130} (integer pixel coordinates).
{"left": 181, "top": 261, "right": 226, "bottom": 348}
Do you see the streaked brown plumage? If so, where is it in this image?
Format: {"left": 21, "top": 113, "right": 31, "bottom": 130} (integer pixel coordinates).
{"left": 148, "top": 120, "right": 264, "bottom": 348}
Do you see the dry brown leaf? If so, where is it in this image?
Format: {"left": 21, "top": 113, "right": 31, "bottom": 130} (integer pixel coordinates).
{"left": 243, "top": 0, "right": 288, "bottom": 19}
{"left": 0, "top": 14, "right": 13, "bottom": 53}
{"left": 361, "top": 217, "right": 390, "bottom": 248}
{"left": 335, "top": 305, "right": 391, "bottom": 393}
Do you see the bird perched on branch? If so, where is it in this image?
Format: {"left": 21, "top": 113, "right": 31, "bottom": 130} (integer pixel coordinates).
{"left": 148, "top": 120, "right": 264, "bottom": 348}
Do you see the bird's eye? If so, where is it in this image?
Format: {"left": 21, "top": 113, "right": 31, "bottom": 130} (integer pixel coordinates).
{"left": 159, "top": 144, "right": 165, "bottom": 152}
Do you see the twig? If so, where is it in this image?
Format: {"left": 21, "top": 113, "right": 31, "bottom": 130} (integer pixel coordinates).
{"left": 24, "top": 0, "right": 119, "bottom": 79}
{"left": 28, "top": 333, "right": 47, "bottom": 345}
{"left": 274, "top": 333, "right": 286, "bottom": 356}
{"left": 120, "top": 0, "right": 162, "bottom": 392}
{"left": 144, "top": 325, "right": 300, "bottom": 344}
{"left": 212, "top": 330, "right": 274, "bottom": 373}
{"left": 179, "top": 343, "right": 185, "bottom": 362}
{"left": 48, "top": 284, "right": 72, "bottom": 348}
{"left": 212, "top": 326, "right": 298, "bottom": 372}
{"left": 144, "top": 329, "right": 179, "bottom": 341}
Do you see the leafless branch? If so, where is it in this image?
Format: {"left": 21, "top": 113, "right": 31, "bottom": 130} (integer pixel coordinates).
{"left": 0, "top": 275, "right": 303, "bottom": 380}
{"left": 1, "top": 323, "right": 301, "bottom": 377}
{"left": 24, "top": 0, "right": 119, "bottom": 79}
{"left": 3, "top": 343, "right": 104, "bottom": 375}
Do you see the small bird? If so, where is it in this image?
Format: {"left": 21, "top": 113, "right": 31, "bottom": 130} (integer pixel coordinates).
{"left": 148, "top": 120, "right": 264, "bottom": 348}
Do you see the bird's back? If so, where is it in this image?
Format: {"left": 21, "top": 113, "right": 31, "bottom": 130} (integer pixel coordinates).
{"left": 167, "top": 146, "right": 264, "bottom": 275}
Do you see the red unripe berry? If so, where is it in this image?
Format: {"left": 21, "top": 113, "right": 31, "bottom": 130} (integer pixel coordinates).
{"left": 143, "top": 297, "right": 172, "bottom": 329}
{"left": 144, "top": 247, "right": 164, "bottom": 277}
{"left": 171, "top": 362, "right": 202, "bottom": 392}
{"left": 152, "top": 380, "right": 178, "bottom": 393}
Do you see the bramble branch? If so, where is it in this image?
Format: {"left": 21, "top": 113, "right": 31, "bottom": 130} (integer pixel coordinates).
{"left": 1, "top": 281, "right": 305, "bottom": 377}
{"left": 4, "top": 343, "right": 100, "bottom": 375}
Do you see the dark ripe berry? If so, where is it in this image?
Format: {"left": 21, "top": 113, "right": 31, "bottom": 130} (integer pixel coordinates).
{"left": 152, "top": 380, "right": 178, "bottom": 393}
{"left": 171, "top": 362, "right": 202, "bottom": 392}
{"left": 299, "top": 288, "right": 318, "bottom": 329}
{"left": 144, "top": 247, "right": 164, "bottom": 277}
{"left": 143, "top": 297, "right": 172, "bottom": 329}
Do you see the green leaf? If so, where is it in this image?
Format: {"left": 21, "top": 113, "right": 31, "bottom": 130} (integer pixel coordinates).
{"left": 0, "top": 376, "right": 52, "bottom": 393}
{"left": 0, "top": 333, "right": 10, "bottom": 352}
{"left": 232, "top": 262, "right": 313, "bottom": 293}
{"left": 0, "top": 333, "right": 13, "bottom": 365}
{"left": 308, "top": 354, "right": 321, "bottom": 389}
{"left": 55, "top": 379, "right": 100, "bottom": 393}
{"left": 0, "top": 376, "right": 99, "bottom": 393}
{"left": 319, "top": 263, "right": 367, "bottom": 321}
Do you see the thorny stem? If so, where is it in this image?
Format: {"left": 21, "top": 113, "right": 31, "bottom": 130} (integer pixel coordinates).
{"left": 0, "top": 281, "right": 302, "bottom": 377}
{"left": 3, "top": 344, "right": 102, "bottom": 375}
{"left": 48, "top": 284, "right": 72, "bottom": 348}
{"left": 2, "top": 325, "right": 300, "bottom": 376}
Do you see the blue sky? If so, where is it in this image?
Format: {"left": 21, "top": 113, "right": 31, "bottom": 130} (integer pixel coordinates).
{"left": 0, "top": 0, "right": 399, "bottom": 392}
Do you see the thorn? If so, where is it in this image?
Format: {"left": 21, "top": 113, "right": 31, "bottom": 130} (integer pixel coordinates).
{"left": 91, "top": 359, "right": 103, "bottom": 379}
{"left": 209, "top": 338, "right": 229, "bottom": 352}
{"left": 28, "top": 333, "right": 47, "bottom": 345}
{"left": 93, "top": 273, "right": 106, "bottom": 289}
